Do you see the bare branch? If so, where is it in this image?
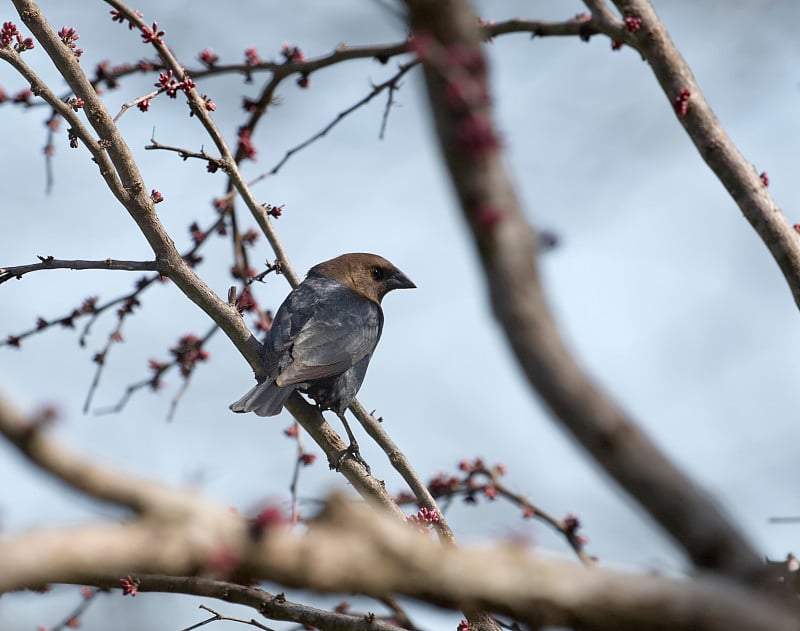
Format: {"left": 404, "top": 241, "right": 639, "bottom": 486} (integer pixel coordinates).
{"left": 101, "top": 0, "right": 301, "bottom": 290}
{"left": 281, "top": 393, "right": 407, "bottom": 521}
{"left": 186, "top": 605, "right": 275, "bottom": 631}
{"left": 0, "top": 495, "right": 794, "bottom": 630}
{"left": 606, "top": 0, "right": 800, "bottom": 311}
{"left": 82, "top": 303, "right": 129, "bottom": 414}
{"left": 0, "top": 257, "right": 161, "bottom": 284}
{"left": 401, "top": 0, "right": 765, "bottom": 583}
{"left": 91, "top": 576, "right": 404, "bottom": 631}
{"left": 145, "top": 137, "right": 226, "bottom": 173}
{"left": 394, "top": 459, "right": 596, "bottom": 565}
{"left": 0, "top": 395, "right": 227, "bottom": 520}
{"left": 0, "top": 394, "right": 794, "bottom": 630}
{"left": 350, "top": 400, "right": 458, "bottom": 545}
{"left": 267, "top": 61, "right": 416, "bottom": 176}
{"left": 485, "top": 16, "right": 600, "bottom": 40}
{"left": 49, "top": 588, "right": 102, "bottom": 631}
{"left": 94, "top": 325, "right": 219, "bottom": 418}
{"left": 582, "top": 0, "right": 626, "bottom": 34}
{"left": 113, "top": 87, "right": 160, "bottom": 122}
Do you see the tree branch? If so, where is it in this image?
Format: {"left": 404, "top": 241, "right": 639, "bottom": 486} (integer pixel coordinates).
{"left": 0, "top": 257, "right": 161, "bottom": 284}
{"left": 87, "top": 575, "right": 404, "bottom": 631}
{"left": 144, "top": 138, "right": 226, "bottom": 173}
{"left": 608, "top": 0, "right": 800, "bottom": 310}
{"left": 102, "top": 0, "right": 301, "bottom": 289}
{"left": 0, "top": 44, "right": 128, "bottom": 205}
{"left": 401, "top": 0, "right": 765, "bottom": 583}
{"left": 350, "top": 401, "right": 457, "bottom": 545}
{"left": 267, "top": 61, "right": 417, "bottom": 176}
{"left": 7, "top": 2, "right": 447, "bottom": 540}
{"left": 0, "top": 394, "right": 795, "bottom": 630}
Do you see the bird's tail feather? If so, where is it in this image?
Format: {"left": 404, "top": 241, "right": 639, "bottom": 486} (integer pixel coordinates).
{"left": 228, "top": 379, "right": 294, "bottom": 417}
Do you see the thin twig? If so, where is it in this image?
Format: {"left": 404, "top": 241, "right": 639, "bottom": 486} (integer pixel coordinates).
{"left": 187, "top": 605, "right": 276, "bottom": 631}
{"left": 82, "top": 311, "right": 129, "bottom": 414}
{"left": 0, "top": 257, "right": 160, "bottom": 284}
{"left": 607, "top": 0, "right": 800, "bottom": 311}
{"left": 113, "top": 88, "right": 159, "bottom": 122}
{"left": 267, "top": 61, "right": 417, "bottom": 176}
{"left": 287, "top": 421, "right": 305, "bottom": 525}
{"left": 49, "top": 588, "right": 102, "bottom": 631}
{"left": 145, "top": 137, "right": 226, "bottom": 172}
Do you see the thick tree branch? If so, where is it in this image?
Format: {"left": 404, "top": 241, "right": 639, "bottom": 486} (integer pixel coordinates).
{"left": 7, "top": 2, "right": 451, "bottom": 545}
{"left": 402, "top": 0, "right": 765, "bottom": 583}
{"left": 1, "top": 394, "right": 795, "bottom": 630}
{"left": 85, "top": 575, "right": 404, "bottom": 631}
{"left": 609, "top": 0, "right": 800, "bottom": 309}
{"left": 0, "top": 501, "right": 795, "bottom": 630}
{"left": 0, "top": 396, "right": 227, "bottom": 519}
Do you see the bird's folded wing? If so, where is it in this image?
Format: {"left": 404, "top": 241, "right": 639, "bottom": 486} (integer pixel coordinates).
{"left": 276, "top": 307, "right": 381, "bottom": 386}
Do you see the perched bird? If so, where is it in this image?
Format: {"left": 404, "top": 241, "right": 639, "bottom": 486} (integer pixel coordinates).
{"left": 229, "top": 253, "right": 415, "bottom": 468}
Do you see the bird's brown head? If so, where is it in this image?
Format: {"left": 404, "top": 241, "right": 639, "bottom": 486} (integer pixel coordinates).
{"left": 309, "top": 253, "right": 416, "bottom": 304}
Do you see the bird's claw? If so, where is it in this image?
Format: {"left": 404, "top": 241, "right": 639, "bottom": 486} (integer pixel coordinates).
{"left": 331, "top": 442, "right": 371, "bottom": 474}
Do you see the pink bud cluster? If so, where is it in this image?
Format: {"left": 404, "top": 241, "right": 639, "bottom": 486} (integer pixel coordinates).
{"left": 155, "top": 69, "right": 195, "bottom": 99}
{"left": 407, "top": 506, "right": 440, "bottom": 532}
{"left": 674, "top": 88, "right": 690, "bottom": 116}
{"left": 58, "top": 27, "right": 83, "bottom": 60}
{"left": 1, "top": 21, "right": 33, "bottom": 51}
{"left": 624, "top": 16, "right": 642, "bottom": 32}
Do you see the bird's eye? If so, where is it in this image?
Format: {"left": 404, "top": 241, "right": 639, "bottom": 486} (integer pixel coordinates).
{"left": 370, "top": 266, "right": 385, "bottom": 281}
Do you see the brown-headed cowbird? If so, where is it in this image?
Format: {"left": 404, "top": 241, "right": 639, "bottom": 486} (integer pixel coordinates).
{"left": 229, "top": 253, "right": 415, "bottom": 469}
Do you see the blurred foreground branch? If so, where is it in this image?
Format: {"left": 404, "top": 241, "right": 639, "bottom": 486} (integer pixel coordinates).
{"left": 0, "top": 394, "right": 796, "bottom": 631}
{"left": 402, "top": 0, "right": 765, "bottom": 582}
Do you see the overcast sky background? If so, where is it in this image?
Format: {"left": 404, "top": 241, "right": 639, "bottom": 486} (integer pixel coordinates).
{"left": 1, "top": 1, "right": 799, "bottom": 629}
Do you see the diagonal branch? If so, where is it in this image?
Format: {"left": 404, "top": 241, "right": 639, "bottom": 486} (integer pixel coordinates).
{"left": 0, "top": 395, "right": 213, "bottom": 517}
{"left": 267, "top": 61, "right": 417, "bottom": 176}
{"left": 81, "top": 575, "right": 404, "bottom": 631}
{"left": 402, "top": 0, "right": 765, "bottom": 583}
{"left": 0, "top": 45, "right": 128, "bottom": 205}
{"left": 99, "top": 2, "right": 463, "bottom": 543}
{"left": 102, "top": 0, "right": 301, "bottom": 289}
{"left": 605, "top": 0, "right": 800, "bottom": 311}
{"left": 350, "top": 401, "right": 457, "bottom": 543}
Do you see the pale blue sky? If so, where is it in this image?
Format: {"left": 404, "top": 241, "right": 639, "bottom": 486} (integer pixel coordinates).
{"left": 1, "top": 1, "right": 799, "bottom": 629}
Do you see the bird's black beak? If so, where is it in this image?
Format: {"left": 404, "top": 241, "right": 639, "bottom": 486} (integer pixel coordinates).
{"left": 387, "top": 270, "right": 416, "bottom": 291}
